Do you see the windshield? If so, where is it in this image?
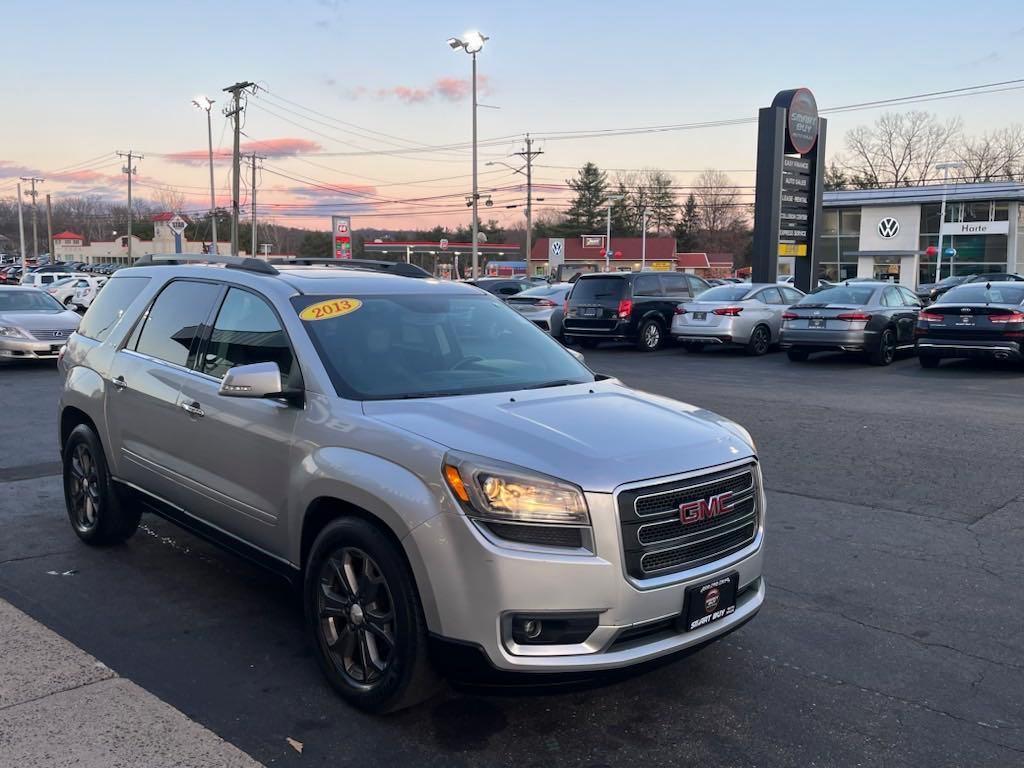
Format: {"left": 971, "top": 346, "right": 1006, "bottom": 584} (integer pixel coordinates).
{"left": 293, "top": 293, "right": 594, "bottom": 400}
{"left": 802, "top": 285, "right": 877, "bottom": 305}
{"left": 0, "top": 289, "right": 66, "bottom": 312}
{"left": 938, "top": 275, "right": 971, "bottom": 287}
{"left": 569, "top": 277, "right": 626, "bottom": 303}
{"left": 694, "top": 285, "right": 753, "bottom": 302}
{"left": 940, "top": 284, "right": 1024, "bottom": 305}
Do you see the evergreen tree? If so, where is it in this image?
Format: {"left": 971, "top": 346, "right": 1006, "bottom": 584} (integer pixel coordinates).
{"left": 673, "top": 193, "right": 700, "bottom": 251}
{"left": 564, "top": 162, "right": 609, "bottom": 233}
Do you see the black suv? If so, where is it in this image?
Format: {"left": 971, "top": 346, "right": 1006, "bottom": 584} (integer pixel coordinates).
{"left": 563, "top": 271, "right": 711, "bottom": 351}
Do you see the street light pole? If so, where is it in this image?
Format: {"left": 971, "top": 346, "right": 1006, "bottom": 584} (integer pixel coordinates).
{"left": 641, "top": 210, "right": 649, "bottom": 270}
{"left": 604, "top": 194, "right": 624, "bottom": 271}
{"left": 471, "top": 51, "right": 479, "bottom": 279}
{"left": 193, "top": 96, "right": 218, "bottom": 253}
{"left": 448, "top": 31, "right": 488, "bottom": 279}
{"left": 934, "top": 161, "right": 962, "bottom": 283}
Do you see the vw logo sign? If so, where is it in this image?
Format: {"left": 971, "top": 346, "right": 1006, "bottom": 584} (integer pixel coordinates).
{"left": 551, "top": 241, "right": 563, "bottom": 257}
{"left": 878, "top": 217, "right": 900, "bottom": 239}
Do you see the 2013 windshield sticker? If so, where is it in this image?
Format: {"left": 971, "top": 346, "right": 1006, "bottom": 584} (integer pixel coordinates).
{"left": 299, "top": 298, "right": 362, "bottom": 321}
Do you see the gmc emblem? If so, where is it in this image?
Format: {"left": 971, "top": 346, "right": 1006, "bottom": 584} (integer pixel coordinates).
{"left": 680, "top": 491, "right": 734, "bottom": 525}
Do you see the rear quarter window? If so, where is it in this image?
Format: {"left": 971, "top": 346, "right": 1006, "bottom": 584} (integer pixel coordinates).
{"left": 77, "top": 276, "right": 152, "bottom": 342}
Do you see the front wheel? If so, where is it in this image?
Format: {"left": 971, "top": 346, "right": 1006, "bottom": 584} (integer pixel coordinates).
{"left": 745, "top": 325, "right": 771, "bottom": 356}
{"left": 869, "top": 328, "right": 897, "bottom": 366}
{"left": 305, "top": 518, "right": 440, "bottom": 713}
{"left": 636, "top": 320, "right": 664, "bottom": 352}
{"left": 62, "top": 424, "right": 140, "bottom": 545}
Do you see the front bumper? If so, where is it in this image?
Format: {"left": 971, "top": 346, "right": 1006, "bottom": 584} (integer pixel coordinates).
{"left": 407, "top": 470, "right": 765, "bottom": 674}
{"left": 780, "top": 327, "right": 876, "bottom": 352}
{"left": 917, "top": 337, "right": 1022, "bottom": 360}
{"left": 0, "top": 337, "right": 66, "bottom": 360}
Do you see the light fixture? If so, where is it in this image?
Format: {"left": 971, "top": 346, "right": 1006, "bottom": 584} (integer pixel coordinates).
{"left": 449, "top": 30, "right": 488, "bottom": 54}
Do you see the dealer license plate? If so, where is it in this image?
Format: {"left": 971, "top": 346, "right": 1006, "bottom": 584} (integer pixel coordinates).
{"left": 809, "top": 317, "right": 826, "bottom": 329}
{"left": 581, "top": 307, "right": 599, "bottom": 318}
{"left": 682, "top": 573, "right": 739, "bottom": 632}
{"left": 692, "top": 311, "right": 706, "bottom": 321}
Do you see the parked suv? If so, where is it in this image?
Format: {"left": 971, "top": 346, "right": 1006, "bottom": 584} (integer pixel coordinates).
{"left": 58, "top": 255, "right": 764, "bottom": 713}
{"left": 563, "top": 271, "right": 711, "bottom": 351}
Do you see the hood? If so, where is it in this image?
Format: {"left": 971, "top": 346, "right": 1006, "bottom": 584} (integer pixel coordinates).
{"left": 0, "top": 310, "right": 81, "bottom": 330}
{"left": 362, "top": 380, "right": 755, "bottom": 493}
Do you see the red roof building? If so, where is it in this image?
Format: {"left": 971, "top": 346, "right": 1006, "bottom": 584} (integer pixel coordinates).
{"left": 53, "top": 231, "right": 85, "bottom": 241}
{"left": 531, "top": 236, "right": 676, "bottom": 265}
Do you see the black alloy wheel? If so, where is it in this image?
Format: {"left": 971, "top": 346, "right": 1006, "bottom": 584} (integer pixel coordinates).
{"left": 869, "top": 328, "right": 897, "bottom": 366}
{"left": 745, "top": 325, "right": 771, "bottom": 356}
{"left": 62, "top": 424, "right": 140, "bottom": 545}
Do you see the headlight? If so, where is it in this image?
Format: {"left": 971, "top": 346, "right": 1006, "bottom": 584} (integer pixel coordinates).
{"left": 0, "top": 326, "right": 26, "bottom": 338}
{"left": 443, "top": 453, "right": 590, "bottom": 525}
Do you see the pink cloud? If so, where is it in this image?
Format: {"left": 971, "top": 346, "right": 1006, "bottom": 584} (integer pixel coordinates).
{"left": 52, "top": 169, "right": 114, "bottom": 183}
{"left": 343, "top": 75, "right": 492, "bottom": 104}
{"left": 0, "top": 160, "right": 43, "bottom": 178}
{"left": 163, "top": 137, "right": 322, "bottom": 165}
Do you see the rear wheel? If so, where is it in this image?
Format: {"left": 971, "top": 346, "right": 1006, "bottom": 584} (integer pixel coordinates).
{"left": 786, "top": 348, "right": 809, "bottom": 362}
{"left": 637, "top": 320, "right": 664, "bottom": 352}
{"left": 919, "top": 354, "right": 940, "bottom": 369}
{"left": 305, "top": 518, "right": 440, "bottom": 713}
{"left": 869, "top": 328, "right": 897, "bottom": 366}
{"left": 745, "top": 325, "right": 771, "bottom": 356}
{"left": 62, "top": 424, "right": 140, "bottom": 545}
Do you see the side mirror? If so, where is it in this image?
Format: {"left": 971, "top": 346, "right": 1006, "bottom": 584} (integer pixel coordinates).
{"left": 567, "top": 347, "right": 585, "bottom": 363}
{"left": 219, "top": 362, "right": 288, "bottom": 399}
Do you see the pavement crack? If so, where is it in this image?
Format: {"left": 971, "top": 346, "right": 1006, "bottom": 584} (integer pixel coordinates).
{"left": 0, "top": 675, "right": 117, "bottom": 713}
{"left": 0, "top": 550, "right": 76, "bottom": 567}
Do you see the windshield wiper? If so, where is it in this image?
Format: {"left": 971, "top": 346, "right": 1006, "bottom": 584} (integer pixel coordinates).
{"left": 520, "top": 379, "right": 587, "bottom": 390}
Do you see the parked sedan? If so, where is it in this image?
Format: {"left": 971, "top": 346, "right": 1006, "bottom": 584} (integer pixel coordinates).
{"left": 780, "top": 281, "right": 922, "bottom": 365}
{"left": 672, "top": 283, "right": 805, "bottom": 355}
{"left": 916, "top": 274, "right": 973, "bottom": 303}
{"left": 916, "top": 282, "right": 1024, "bottom": 367}
{"left": 0, "top": 286, "right": 82, "bottom": 361}
{"left": 505, "top": 283, "right": 572, "bottom": 335}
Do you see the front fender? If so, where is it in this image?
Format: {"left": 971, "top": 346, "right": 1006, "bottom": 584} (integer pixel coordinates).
{"left": 60, "top": 365, "right": 108, "bottom": 452}
{"left": 289, "top": 447, "right": 449, "bottom": 629}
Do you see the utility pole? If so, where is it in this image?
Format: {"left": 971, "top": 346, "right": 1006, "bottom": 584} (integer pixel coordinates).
{"left": 192, "top": 96, "right": 218, "bottom": 253}
{"left": 16, "top": 184, "right": 26, "bottom": 271}
{"left": 470, "top": 52, "right": 479, "bottom": 279}
{"left": 513, "top": 134, "right": 543, "bottom": 277}
{"left": 117, "top": 151, "right": 142, "bottom": 262}
{"left": 248, "top": 153, "right": 264, "bottom": 258}
{"left": 19, "top": 177, "right": 43, "bottom": 259}
{"left": 46, "top": 194, "right": 54, "bottom": 263}
{"left": 223, "top": 81, "right": 256, "bottom": 255}
{"left": 641, "top": 209, "right": 649, "bottom": 270}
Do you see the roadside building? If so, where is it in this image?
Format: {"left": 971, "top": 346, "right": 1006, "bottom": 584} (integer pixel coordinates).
{"left": 530, "top": 236, "right": 678, "bottom": 277}
{"left": 361, "top": 240, "right": 521, "bottom": 278}
{"left": 52, "top": 213, "right": 235, "bottom": 265}
{"left": 822, "top": 181, "right": 1024, "bottom": 287}
{"left": 675, "top": 252, "right": 735, "bottom": 278}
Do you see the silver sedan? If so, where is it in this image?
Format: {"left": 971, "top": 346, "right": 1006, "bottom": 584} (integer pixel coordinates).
{"left": 0, "top": 286, "right": 82, "bottom": 361}
{"left": 671, "top": 282, "right": 805, "bottom": 355}
{"left": 505, "top": 283, "right": 572, "bottom": 335}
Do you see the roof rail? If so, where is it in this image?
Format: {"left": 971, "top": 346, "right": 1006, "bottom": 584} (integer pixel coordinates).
{"left": 269, "top": 257, "right": 432, "bottom": 279}
{"left": 131, "top": 253, "right": 279, "bottom": 275}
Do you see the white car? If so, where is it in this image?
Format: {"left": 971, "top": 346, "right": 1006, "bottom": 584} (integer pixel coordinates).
{"left": 21, "top": 271, "right": 79, "bottom": 290}
{"left": 45, "top": 275, "right": 105, "bottom": 309}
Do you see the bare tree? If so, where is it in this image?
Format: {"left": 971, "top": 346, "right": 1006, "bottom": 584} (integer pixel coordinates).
{"left": 151, "top": 185, "right": 187, "bottom": 213}
{"left": 842, "top": 111, "right": 962, "bottom": 187}
{"left": 957, "top": 125, "right": 1024, "bottom": 182}
{"left": 692, "top": 169, "right": 743, "bottom": 234}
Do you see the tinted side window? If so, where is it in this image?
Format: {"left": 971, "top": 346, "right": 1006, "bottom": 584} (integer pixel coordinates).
{"left": 686, "top": 275, "right": 710, "bottom": 295}
{"left": 898, "top": 287, "right": 921, "bottom": 307}
{"left": 882, "top": 287, "right": 902, "bottom": 308}
{"left": 77, "top": 276, "right": 151, "bottom": 341}
{"left": 758, "top": 287, "right": 784, "bottom": 304}
{"left": 661, "top": 273, "right": 690, "bottom": 296}
{"left": 203, "top": 288, "right": 296, "bottom": 386}
{"left": 782, "top": 287, "right": 803, "bottom": 304}
{"left": 134, "top": 281, "right": 222, "bottom": 368}
{"left": 633, "top": 275, "right": 662, "bottom": 296}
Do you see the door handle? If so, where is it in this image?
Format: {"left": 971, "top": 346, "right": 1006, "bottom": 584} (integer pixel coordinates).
{"left": 180, "top": 401, "right": 205, "bottom": 418}
{"left": 111, "top": 376, "right": 127, "bottom": 391}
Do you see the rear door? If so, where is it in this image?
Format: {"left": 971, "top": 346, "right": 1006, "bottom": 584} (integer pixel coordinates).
{"left": 105, "top": 279, "right": 224, "bottom": 508}
{"left": 883, "top": 286, "right": 916, "bottom": 343}
{"left": 754, "top": 286, "right": 788, "bottom": 338}
{"left": 632, "top": 273, "right": 664, "bottom": 327}
{"left": 175, "top": 287, "right": 300, "bottom": 555}
{"left": 565, "top": 276, "right": 627, "bottom": 331}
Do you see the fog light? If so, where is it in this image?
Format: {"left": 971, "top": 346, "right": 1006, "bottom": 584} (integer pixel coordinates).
{"left": 510, "top": 613, "right": 599, "bottom": 645}
{"left": 523, "top": 619, "right": 542, "bottom": 639}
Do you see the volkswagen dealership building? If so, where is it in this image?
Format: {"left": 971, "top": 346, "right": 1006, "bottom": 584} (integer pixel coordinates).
{"left": 820, "top": 181, "right": 1024, "bottom": 287}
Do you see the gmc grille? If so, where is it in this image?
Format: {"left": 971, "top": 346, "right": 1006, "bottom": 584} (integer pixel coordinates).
{"left": 618, "top": 464, "right": 759, "bottom": 578}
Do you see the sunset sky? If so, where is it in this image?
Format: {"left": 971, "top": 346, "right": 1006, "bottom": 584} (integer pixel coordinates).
{"left": 2, "top": 0, "right": 1023, "bottom": 232}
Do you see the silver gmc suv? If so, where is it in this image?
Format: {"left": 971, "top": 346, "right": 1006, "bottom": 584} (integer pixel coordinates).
{"left": 58, "top": 256, "right": 765, "bottom": 712}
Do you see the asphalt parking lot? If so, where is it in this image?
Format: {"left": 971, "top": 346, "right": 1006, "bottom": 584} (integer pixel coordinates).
{"left": 1, "top": 346, "right": 1022, "bottom": 767}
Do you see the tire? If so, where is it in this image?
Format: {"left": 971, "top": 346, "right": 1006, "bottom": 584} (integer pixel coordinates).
{"left": 786, "top": 348, "right": 810, "bottom": 362}
{"left": 62, "top": 424, "right": 140, "bottom": 545}
{"left": 636, "top": 319, "right": 664, "bottom": 352}
{"left": 869, "top": 328, "right": 897, "bottom": 366}
{"left": 63, "top": 296, "right": 77, "bottom": 309}
{"left": 682, "top": 342, "right": 704, "bottom": 353}
{"left": 745, "top": 325, "right": 771, "bottom": 356}
{"left": 304, "top": 517, "right": 440, "bottom": 714}
{"left": 919, "top": 354, "right": 940, "bottom": 369}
